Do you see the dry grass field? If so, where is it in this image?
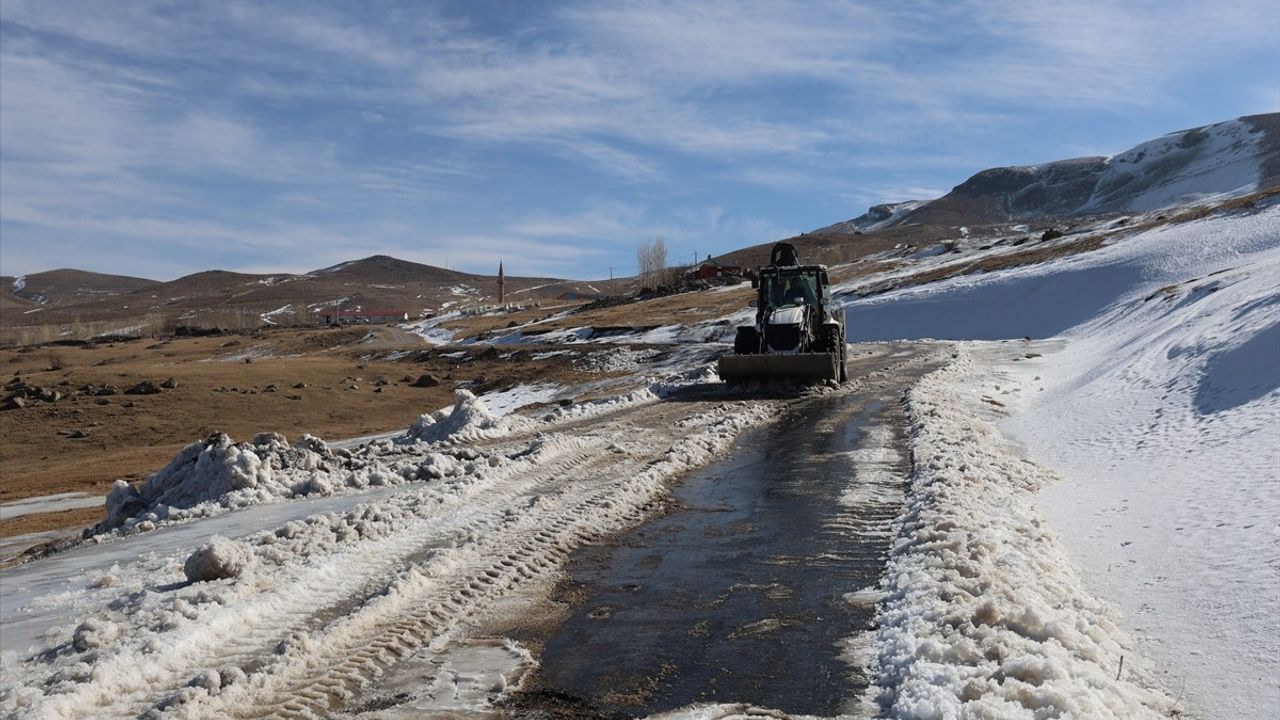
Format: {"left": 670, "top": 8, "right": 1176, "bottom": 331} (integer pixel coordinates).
{"left": 0, "top": 326, "right": 607, "bottom": 539}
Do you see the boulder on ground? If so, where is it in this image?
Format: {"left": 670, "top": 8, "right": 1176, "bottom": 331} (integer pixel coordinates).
{"left": 411, "top": 373, "right": 441, "bottom": 388}
{"left": 160, "top": 377, "right": 178, "bottom": 389}
{"left": 125, "top": 380, "right": 162, "bottom": 395}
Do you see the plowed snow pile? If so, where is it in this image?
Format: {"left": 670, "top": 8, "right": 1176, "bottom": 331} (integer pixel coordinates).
{"left": 873, "top": 349, "right": 1172, "bottom": 717}
{"left": 846, "top": 202, "right": 1280, "bottom": 717}
{"left": 97, "top": 386, "right": 673, "bottom": 537}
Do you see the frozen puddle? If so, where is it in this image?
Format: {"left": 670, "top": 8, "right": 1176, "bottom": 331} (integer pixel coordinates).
{"left": 0, "top": 493, "right": 105, "bottom": 521}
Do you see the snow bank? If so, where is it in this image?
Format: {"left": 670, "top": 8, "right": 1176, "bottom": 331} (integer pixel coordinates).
{"left": 403, "top": 389, "right": 500, "bottom": 444}
{"left": 848, "top": 203, "right": 1280, "bottom": 717}
{"left": 871, "top": 349, "right": 1173, "bottom": 718}
{"left": 993, "top": 212, "right": 1280, "bottom": 716}
{"left": 102, "top": 433, "right": 350, "bottom": 531}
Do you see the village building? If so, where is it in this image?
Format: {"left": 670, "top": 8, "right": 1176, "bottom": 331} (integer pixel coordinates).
{"left": 318, "top": 309, "right": 409, "bottom": 325}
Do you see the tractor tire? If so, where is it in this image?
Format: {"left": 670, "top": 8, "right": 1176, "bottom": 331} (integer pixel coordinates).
{"left": 821, "top": 324, "right": 848, "bottom": 382}
{"left": 734, "top": 326, "right": 761, "bottom": 355}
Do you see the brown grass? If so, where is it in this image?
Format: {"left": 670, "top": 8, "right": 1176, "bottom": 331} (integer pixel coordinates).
{"left": 0, "top": 328, "right": 594, "bottom": 537}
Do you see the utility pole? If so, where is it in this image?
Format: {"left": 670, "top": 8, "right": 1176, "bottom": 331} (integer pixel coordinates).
{"left": 497, "top": 259, "right": 505, "bottom": 304}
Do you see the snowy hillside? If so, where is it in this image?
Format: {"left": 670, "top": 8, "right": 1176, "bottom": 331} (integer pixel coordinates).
{"left": 841, "top": 201, "right": 1280, "bottom": 717}
{"left": 831, "top": 113, "right": 1279, "bottom": 230}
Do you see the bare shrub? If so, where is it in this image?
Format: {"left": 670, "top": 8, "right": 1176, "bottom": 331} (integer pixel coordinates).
{"left": 637, "top": 237, "right": 669, "bottom": 289}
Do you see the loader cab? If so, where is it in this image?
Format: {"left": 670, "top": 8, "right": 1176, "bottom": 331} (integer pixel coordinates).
{"left": 755, "top": 266, "right": 830, "bottom": 322}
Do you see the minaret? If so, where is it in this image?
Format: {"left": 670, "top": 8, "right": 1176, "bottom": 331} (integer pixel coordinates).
{"left": 497, "top": 260, "right": 505, "bottom": 304}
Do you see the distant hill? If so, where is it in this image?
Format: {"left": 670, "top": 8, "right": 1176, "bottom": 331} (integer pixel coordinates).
{"left": 824, "top": 113, "right": 1280, "bottom": 231}
{"left": 1, "top": 255, "right": 595, "bottom": 336}
{"left": 1, "top": 269, "right": 159, "bottom": 308}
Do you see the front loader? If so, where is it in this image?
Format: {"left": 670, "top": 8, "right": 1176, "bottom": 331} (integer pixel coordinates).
{"left": 718, "top": 242, "right": 847, "bottom": 384}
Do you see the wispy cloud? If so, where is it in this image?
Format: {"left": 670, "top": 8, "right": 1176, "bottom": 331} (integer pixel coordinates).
{"left": 1, "top": 0, "right": 1276, "bottom": 280}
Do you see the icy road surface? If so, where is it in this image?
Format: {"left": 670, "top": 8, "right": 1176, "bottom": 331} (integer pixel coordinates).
{"left": 518, "top": 370, "right": 932, "bottom": 716}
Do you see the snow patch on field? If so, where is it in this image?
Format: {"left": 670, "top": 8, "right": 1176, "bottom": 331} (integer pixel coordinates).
{"left": 871, "top": 349, "right": 1173, "bottom": 718}
{"left": 574, "top": 347, "right": 660, "bottom": 373}
{"left": 476, "top": 383, "right": 563, "bottom": 417}
{"left": 403, "top": 311, "right": 460, "bottom": 345}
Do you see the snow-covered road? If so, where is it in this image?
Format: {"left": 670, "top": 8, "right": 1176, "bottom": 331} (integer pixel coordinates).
{"left": 1, "top": 369, "right": 779, "bottom": 718}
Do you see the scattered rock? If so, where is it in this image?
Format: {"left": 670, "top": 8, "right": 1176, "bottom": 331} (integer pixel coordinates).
{"left": 160, "top": 377, "right": 178, "bottom": 389}
{"left": 95, "top": 385, "right": 118, "bottom": 396}
{"left": 95, "top": 398, "right": 111, "bottom": 406}
{"left": 292, "top": 382, "right": 307, "bottom": 389}
{"left": 264, "top": 384, "right": 279, "bottom": 392}
{"left": 68, "top": 429, "right": 90, "bottom": 439}
{"left": 3, "top": 396, "right": 27, "bottom": 410}
{"left": 125, "top": 380, "right": 162, "bottom": 395}
{"left": 411, "top": 373, "right": 441, "bottom": 388}
{"left": 243, "top": 357, "right": 253, "bottom": 364}
{"left": 373, "top": 387, "right": 384, "bottom": 393}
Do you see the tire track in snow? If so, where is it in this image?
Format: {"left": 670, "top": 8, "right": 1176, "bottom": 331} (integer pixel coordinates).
{"left": 21, "top": 399, "right": 769, "bottom": 720}
{"left": 193, "top": 401, "right": 770, "bottom": 720}
{"left": 29, "top": 434, "right": 615, "bottom": 719}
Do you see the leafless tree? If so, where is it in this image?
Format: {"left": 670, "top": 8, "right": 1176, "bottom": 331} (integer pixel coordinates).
{"left": 637, "top": 237, "right": 669, "bottom": 289}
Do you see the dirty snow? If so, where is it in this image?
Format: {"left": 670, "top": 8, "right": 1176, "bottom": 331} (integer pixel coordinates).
{"left": 403, "top": 389, "right": 501, "bottom": 444}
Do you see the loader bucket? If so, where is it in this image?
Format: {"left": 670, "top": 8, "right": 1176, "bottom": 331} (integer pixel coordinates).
{"left": 718, "top": 352, "right": 840, "bottom": 384}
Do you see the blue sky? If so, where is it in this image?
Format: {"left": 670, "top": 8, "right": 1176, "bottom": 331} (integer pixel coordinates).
{"left": 1, "top": 0, "right": 1277, "bottom": 281}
